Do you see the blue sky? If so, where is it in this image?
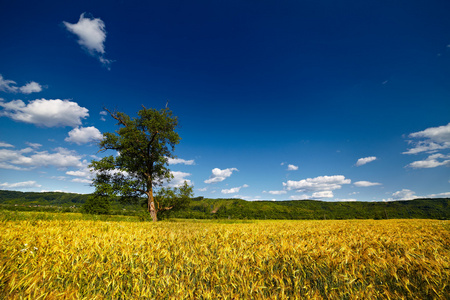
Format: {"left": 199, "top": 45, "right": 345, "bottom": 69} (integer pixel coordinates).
{"left": 0, "top": 0, "right": 449, "bottom": 201}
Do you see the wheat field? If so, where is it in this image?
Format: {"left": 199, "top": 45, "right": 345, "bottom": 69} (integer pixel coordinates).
{"left": 0, "top": 213, "right": 449, "bottom": 299}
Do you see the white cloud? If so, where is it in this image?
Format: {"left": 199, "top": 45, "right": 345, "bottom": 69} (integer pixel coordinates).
{"left": 0, "top": 142, "right": 14, "bottom": 148}
{"left": 0, "top": 75, "right": 43, "bottom": 94}
{"left": 427, "top": 192, "right": 450, "bottom": 198}
{"left": 290, "top": 195, "right": 310, "bottom": 200}
{"left": 66, "top": 161, "right": 96, "bottom": 185}
{"left": 391, "top": 189, "right": 418, "bottom": 200}
{"left": 63, "top": 13, "right": 112, "bottom": 68}
{"left": 0, "top": 181, "right": 42, "bottom": 189}
{"left": 312, "top": 191, "right": 333, "bottom": 198}
{"left": 0, "top": 75, "right": 18, "bottom": 93}
{"left": 71, "top": 178, "right": 92, "bottom": 184}
{"left": 0, "top": 99, "right": 89, "bottom": 127}
{"left": 406, "top": 153, "right": 450, "bottom": 169}
{"left": 221, "top": 184, "right": 248, "bottom": 194}
{"left": 167, "top": 171, "right": 192, "bottom": 187}
{"left": 283, "top": 175, "right": 351, "bottom": 192}
{"left": 66, "top": 170, "right": 90, "bottom": 177}
{"left": 0, "top": 147, "right": 84, "bottom": 170}
{"left": 100, "top": 111, "right": 107, "bottom": 121}
{"left": 403, "top": 123, "right": 450, "bottom": 154}
{"left": 167, "top": 157, "right": 195, "bottom": 165}
{"left": 19, "top": 82, "right": 43, "bottom": 94}
{"left": 354, "top": 181, "right": 382, "bottom": 187}
{"left": 287, "top": 164, "right": 298, "bottom": 171}
{"left": 198, "top": 187, "right": 208, "bottom": 192}
{"left": 204, "top": 167, "right": 238, "bottom": 184}
{"left": 355, "top": 156, "right": 377, "bottom": 166}
{"left": 65, "top": 126, "right": 103, "bottom": 145}
{"left": 25, "top": 142, "right": 42, "bottom": 149}
{"left": 265, "top": 190, "right": 287, "bottom": 195}
{"left": 334, "top": 198, "right": 357, "bottom": 202}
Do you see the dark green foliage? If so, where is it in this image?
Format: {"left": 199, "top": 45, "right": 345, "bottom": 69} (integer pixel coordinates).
{"left": 155, "top": 182, "right": 194, "bottom": 219}
{"left": 170, "top": 197, "right": 450, "bottom": 220}
{"left": 90, "top": 107, "right": 180, "bottom": 201}
{"left": 82, "top": 194, "right": 111, "bottom": 215}
{"left": 0, "top": 190, "right": 448, "bottom": 220}
{"left": 0, "top": 190, "right": 87, "bottom": 206}
{"left": 89, "top": 106, "right": 191, "bottom": 220}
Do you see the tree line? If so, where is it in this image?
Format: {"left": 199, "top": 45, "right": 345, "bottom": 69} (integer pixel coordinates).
{"left": 0, "top": 190, "right": 448, "bottom": 220}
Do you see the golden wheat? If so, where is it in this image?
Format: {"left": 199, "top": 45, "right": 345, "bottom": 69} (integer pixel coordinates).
{"left": 0, "top": 215, "right": 449, "bottom": 299}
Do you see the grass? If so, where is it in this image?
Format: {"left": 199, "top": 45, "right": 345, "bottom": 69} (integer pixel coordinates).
{"left": 0, "top": 211, "right": 449, "bottom": 299}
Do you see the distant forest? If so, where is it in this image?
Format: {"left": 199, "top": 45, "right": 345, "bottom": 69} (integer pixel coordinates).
{"left": 0, "top": 190, "right": 448, "bottom": 220}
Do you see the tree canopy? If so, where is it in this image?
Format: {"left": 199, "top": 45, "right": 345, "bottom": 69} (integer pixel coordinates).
{"left": 89, "top": 106, "right": 190, "bottom": 221}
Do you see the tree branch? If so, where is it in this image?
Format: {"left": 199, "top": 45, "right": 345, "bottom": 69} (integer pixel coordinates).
{"left": 104, "top": 107, "right": 128, "bottom": 127}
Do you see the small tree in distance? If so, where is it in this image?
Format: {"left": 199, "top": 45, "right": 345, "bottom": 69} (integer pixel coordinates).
{"left": 89, "top": 105, "right": 191, "bottom": 221}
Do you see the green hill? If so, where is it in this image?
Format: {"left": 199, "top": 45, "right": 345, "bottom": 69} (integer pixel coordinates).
{"left": 0, "top": 190, "right": 448, "bottom": 220}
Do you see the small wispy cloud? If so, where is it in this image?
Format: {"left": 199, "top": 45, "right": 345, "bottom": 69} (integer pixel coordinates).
{"left": 204, "top": 167, "right": 238, "bottom": 184}
{"left": 167, "top": 157, "right": 195, "bottom": 165}
{"left": 403, "top": 123, "right": 450, "bottom": 155}
{"left": 264, "top": 190, "right": 287, "bottom": 195}
{"left": 354, "top": 181, "right": 382, "bottom": 187}
{"left": 221, "top": 184, "right": 249, "bottom": 194}
{"left": 0, "top": 74, "right": 43, "bottom": 94}
{"left": 0, "top": 180, "right": 42, "bottom": 189}
{"left": 63, "top": 13, "right": 113, "bottom": 69}
{"left": 287, "top": 164, "right": 298, "bottom": 171}
{"left": 355, "top": 156, "right": 377, "bottom": 167}
{"left": 406, "top": 153, "right": 450, "bottom": 169}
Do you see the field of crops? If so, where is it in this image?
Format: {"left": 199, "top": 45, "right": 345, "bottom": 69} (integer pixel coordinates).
{"left": 0, "top": 212, "right": 449, "bottom": 299}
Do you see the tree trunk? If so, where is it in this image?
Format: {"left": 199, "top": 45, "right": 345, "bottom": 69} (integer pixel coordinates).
{"left": 148, "top": 187, "right": 157, "bottom": 222}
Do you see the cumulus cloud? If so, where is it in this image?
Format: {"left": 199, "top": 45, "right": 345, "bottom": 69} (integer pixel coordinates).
{"left": 19, "top": 82, "right": 43, "bottom": 94}
{"left": 265, "top": 190, "right": 287, "bottom": 195}
{"left": 354, "top": 181, "right": 382, "bottom": 187}
{"left": 0, "top": 181, "right": 42, "bottom": 190}
{"left": 312, "top": 191, "right": 333, "bottom": 198}
{"left": 0, "top": 75, "right": 43, "bottom": 94}
{"left": 403, "top": 123, "right": 450, "bottom": 154}
{"left": 65, "top": 126, "right": 103, "bottom": 145}
{"left": 283, "top": 175, "right": 351, "bottom": 192}
{"left": 222, "top": 184, "right": 249, "bottom": 194}
{"left": 287, "top": 164, "right": 298, "bottom": 171}
{"left": 167, "top": 157, "right": 195, "bottom": 165}
{"left": 63, "top": 13, "right": 113, "bottom": 68}
{"left": 406, "top": 153, "right": 450, "bottom": 169}
{"left": 391, "top": 189, "right": 418, "bottom": 200}
{"left": 167, "top": 171, "right": 192, "bottom": 187}
{"left": 0, "top": 142, "right": 14, "bottom": 148}
{"left": 0, "top": 98, "right": 89, "bottom": 127}
{"left": 355, "top": 156, "right": 377, "bottom": 166}
{"left": 0, "top": 146, "right": 84, "bottom": 170}
{"left": 204, "top": 167, "right": 238, "bottom": 184}
{"left": 66, "top": 161, "right": 97, "bottom": 184}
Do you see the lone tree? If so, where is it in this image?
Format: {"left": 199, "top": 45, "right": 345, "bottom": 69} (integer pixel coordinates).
{"left": 89, "top": 105, "right": 190, "bottom": 221}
